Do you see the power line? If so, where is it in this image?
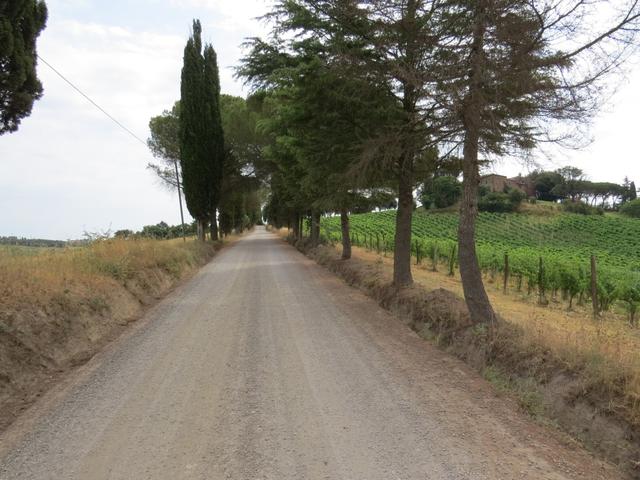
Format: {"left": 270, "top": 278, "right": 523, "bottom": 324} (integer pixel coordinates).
{"left": 37, "top": 54, "right": 148, "bottom": 147}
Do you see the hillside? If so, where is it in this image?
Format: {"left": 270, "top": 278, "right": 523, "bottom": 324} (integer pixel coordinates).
{"left": 321, "top": 209, "right": 640, "bottom": 318}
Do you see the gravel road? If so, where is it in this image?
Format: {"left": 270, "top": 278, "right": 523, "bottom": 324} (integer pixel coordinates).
{"left": 0, "top": 227, "right": 623, "bottom": 479}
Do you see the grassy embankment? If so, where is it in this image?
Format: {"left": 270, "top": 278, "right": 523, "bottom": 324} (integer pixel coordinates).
{"left": 294, "top": 206, "right": 640, "bottom": 471}
{"left": 0, "top": 237, "right": 221, "bottom": 430}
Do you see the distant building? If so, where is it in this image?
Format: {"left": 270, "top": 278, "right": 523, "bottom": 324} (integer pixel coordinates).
{"left": 480, "top": 174, "right": 535, "bottom": 197}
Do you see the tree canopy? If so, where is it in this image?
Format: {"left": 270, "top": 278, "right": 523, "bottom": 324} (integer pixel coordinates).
{"left": 148, "top": 102, "right": 181, "bottom": 190}
{"left": 238, "top": 0, "right": 640, "bottom": 324}
{"left": 0, "top": 0, "right": 48, "bottom": 135}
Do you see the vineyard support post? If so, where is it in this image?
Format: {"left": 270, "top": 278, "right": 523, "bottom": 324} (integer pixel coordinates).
{"left": 432, "top": 244, "right": 438, "bottom": 272}
{"left": 503, "top": 253, "right": 509, "bottom": 294}
{"left": 591, "top": 255, "right": 599, "bottom": 318}
{"left": 538, "top": 256, "right": 545, "bottom": 305}
{"left": 448, "top": 244, "right": 456, "bottom": 276}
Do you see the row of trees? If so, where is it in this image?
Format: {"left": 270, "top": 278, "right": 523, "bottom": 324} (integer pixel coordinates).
{"left": 528, "top": 167, "right": 637, "bottom": 207}
{"left": 239, "top": 0, "right": 640, "bottom": 325}
{"left": 420, "top": 167, "right": 638, "bottom": 214}
{"left": 113, "top": 216, "right": 261, "bottom": 240}
{"left": 147, "top": 21, "right": 264, "bottom": 241}
{"left": 0, "top": 236, "right": 64, "bottom": 248}
{"left": 114, "top": 222, "right": 195, "bottom": 240}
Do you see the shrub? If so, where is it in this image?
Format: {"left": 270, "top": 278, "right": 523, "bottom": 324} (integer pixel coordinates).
{"left": 616, "top": 280, "right": 640, "bottom": 326}
{"left": 114, "top": 229, "right": 133, "bottom": 238}
{"left": 478, "top": 188, "right": 525, "bottom": 213}
{"left": 508, "top": 188, "right": 527, "bottom": 204}
{"left": 562, "top": 200, "right": 603, "bottom": 216}
{"left": 620, "top": 198, "right": 640, "bottom": 218}
{"left": 421, "top": 176, "right": 462, "bottom": 209}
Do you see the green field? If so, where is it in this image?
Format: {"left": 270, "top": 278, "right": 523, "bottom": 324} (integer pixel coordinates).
{"left": 320, "top": 209, "right": 640, "bottom": 314}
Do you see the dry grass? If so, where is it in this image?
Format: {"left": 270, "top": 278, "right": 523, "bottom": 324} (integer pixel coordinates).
{"left": 0, "top": 237, "right": 216, "bottom": 310}
{"left": 0, "top": 236, "right": 228, "bottom": 431}
{"left": 349, "top": 244, "right": 640, "bottom": 424}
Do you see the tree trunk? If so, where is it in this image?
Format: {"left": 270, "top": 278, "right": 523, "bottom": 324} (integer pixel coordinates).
{"left": 196, "top": 219, "right": 206, "bottom": 242}
{"left": 300, "top": 214, "right": 304, "bottom": 240}
{"left": 393, "top": 153, "right": 414, "bottom": 286}
{"left": 292, "top": 212, "right": 300, "bottom": 240}
{"left": 591, "top": 254, "right": 599, "bottom": 318}
{"left": 340, "top": 207, "right": 351, "bottom": 260}
{"left": 311, "top": 210, "right": 321, "bottom": 247}
{"left": 210, "top": 208, "right": 219, "bottom": 241}
{"left": 458, "top": 141, "right": 496, "bottom": 324}
{"left": 457, "top": 0, "right": 496, "bottom": 325}
{"left": 392, "top": 0, "right": 418, "bottom": 287}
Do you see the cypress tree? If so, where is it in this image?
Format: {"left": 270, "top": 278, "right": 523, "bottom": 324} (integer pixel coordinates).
{"left": 179, "top": 20, "right": 207, "bottom": 240}
{"left": 0, "top": 0, "right": 48, "bottom": 135}
{"left": 179, "top": 20, "right": 225, "bottom": 241}
{"left": 203, "top": 45, "right": 225, "bottom": 241}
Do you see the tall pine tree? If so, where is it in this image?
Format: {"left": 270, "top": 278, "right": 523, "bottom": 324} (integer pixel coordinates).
{"left": 179, "top": 20, "right": 225, "bottom": 241}
{"left": 0, "top": 0, "right": 48, "bottom": 135}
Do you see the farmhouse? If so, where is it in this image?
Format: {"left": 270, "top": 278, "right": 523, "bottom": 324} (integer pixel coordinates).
{"left": 480, "top": 174, "right": 535, "bottom": 196}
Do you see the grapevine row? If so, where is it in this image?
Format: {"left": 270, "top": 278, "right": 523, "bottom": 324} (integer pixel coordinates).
{"left": 317, "top": 211, "right": 640, "bottom": 324}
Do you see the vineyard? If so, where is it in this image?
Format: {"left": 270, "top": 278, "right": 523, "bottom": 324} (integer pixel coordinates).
{"left": 320, "top": 210, "right": 640, "bottom": 323}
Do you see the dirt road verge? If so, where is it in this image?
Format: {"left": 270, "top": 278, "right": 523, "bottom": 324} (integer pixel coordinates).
{"left": 287, "top": 235, "right": 639, "bottom": 476}
{"left": 0, "top": 237, "right": 234, "bottom": 431}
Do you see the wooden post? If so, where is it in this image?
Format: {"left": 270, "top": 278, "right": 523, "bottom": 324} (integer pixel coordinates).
{"left": 503, "top": 253, "right": 509, "bottom": 294}
{"left": 591, "top": 254, "right": 599, "bottom": 318}
{"left": 432, "top": 244, "right": 438, "bottom": 271}
{"left": 173, "top": 159, "right": 186, "bottom": 242}
{"left": 449, "top": 244, "right": 456, "bottom": 277}
{"left": 538, "top": 256, "right": 545, "bottom": 305}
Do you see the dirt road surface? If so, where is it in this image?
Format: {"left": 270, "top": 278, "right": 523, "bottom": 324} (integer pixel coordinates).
{"left": 0, "top": 228, "right": 623, "bottom": 479}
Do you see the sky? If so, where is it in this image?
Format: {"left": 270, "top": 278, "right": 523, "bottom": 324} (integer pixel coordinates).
{"left": 1, "top": 1, "right": 639, "bottom": 240}
{"left": 0, "top": 0, "right": 271, "bottom": 240}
